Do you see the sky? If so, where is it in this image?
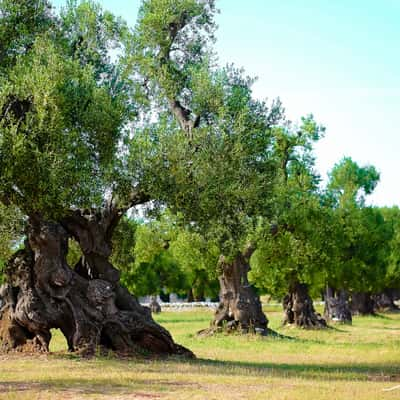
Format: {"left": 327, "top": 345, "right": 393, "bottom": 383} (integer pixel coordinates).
{"left": 52, "top": 0, "right": 400, "bottom": 207}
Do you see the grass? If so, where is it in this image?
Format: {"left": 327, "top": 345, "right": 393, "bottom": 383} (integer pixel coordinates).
{"left": 1, "top": 306, "right": 400, "bottom": 399}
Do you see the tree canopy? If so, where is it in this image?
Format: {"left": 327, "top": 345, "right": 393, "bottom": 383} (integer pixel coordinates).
{"left": 0, "top": 0, "right": 136, "bottom": 218}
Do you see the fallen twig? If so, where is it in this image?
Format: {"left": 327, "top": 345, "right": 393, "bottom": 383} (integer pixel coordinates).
{"left": 383, "top": 384, "right": 400, "bottom": 392}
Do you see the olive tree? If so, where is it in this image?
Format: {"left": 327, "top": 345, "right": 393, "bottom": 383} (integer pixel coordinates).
{"left": 250, "top": 117, "right": 329, "bottom": 328}
{"left": 0, "top": 0, "right": 191, "bottom": 357}
{"left": 130, "top": 0, "right": 285, "bottom": 334}
{"left": 325, "top": 157, "right": 384, "bottom": 318}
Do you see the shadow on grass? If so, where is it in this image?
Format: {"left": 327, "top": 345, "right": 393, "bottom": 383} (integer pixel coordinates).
{"left": 0, "top": 377, "right": 198, "bottom": 397}
{"left": 154, "top": 317, "right": 211, "bottom": 324}
{"left": 2, "top": 353, "right": 400, "bottom": 398}
{"left": 190, "top": 327, "right": 398, "bottom": 348}
{"left": 324, "top": 325, "right": 349, "bottom": 333}
{"left": 359, "top": 313, "right": 392, "bottom": 320}
{"left": 47, "top": 349, "right": 400, "bottom": 384}
{"left": 182, "top": 357, "right": 400, "bottom": 382}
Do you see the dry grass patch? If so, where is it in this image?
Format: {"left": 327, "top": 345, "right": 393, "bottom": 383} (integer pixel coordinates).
{"left": 1, "top": 307, "right": 400, "bottom": 399}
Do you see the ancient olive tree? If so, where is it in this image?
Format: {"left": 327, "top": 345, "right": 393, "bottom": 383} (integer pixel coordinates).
{"left": 250, "top": 117, "right": 329, "bottom": 328}
{"left": 0, "top": 0, "right": 192, "bottom": 357}
{"left": 377, "top": 206, "right": 400, "bottom": 311}
{"left": 130, "top": 0, "right": 285, "bottom": 334}
{"left": 326, "top": 157, "right": 388, "bottom": 317}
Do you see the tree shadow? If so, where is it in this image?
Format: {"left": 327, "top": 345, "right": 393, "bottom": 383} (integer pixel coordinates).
{"left": 0, "top": 377, "right": 198, "bottom": 398}
{"left": 364, "top": 313, "right": 392, "bottom": 320}
{"left": 324, "top": 324, "right": 349, "bottom": 332}
{"left": 182, "top": 357, "right": 400, "bottom": 382}
{"left": 3, "top": 352, "right": 400, "bottom": 398}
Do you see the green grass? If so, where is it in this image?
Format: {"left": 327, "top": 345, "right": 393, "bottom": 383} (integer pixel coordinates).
{"left": 1, "top": 306, "right": 400, "bottom": 399}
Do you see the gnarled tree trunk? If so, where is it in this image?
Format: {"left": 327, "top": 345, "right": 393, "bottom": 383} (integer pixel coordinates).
{"left": 350, "top": 292, "right": 375, "bottom": 316}
{"left": 210, "top": 247, "right": 268, "bottom": 334}
{"left": 149, "top": 296, "right": 161, "bottom": 314}
{"left": 283, "top": 282, "right": 326, "bottom": 328}
{"left": 0, "top": 210, "right": 193, "bottom": 358}
{"left": 373, "top": 290, "right": 399, "bottom": 312}
{"left": 324, "top": 286, "right": 352, "bottom": 324}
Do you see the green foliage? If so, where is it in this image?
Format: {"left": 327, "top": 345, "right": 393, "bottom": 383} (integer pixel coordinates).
{"left": 124, "top": 252, "right": 185, "bottom": 298}
{"left": 60, "top": 0, "right": 129, "bottom": 78}
{"left": 325, "top": 158, "right": 389, "bottom": 294}
{"left": 132, "top": 213, "right": 218, "bottom": 298}
{"left": 129, "top": 67, "right": 284, "bottom": 258}
{"left": 0, "top": 0, "right": 133, "bottom": 218}
{"left": 251, "top": 137, "right": 389, "bottom": 299}
{"left": 66, "top": 238, "right": 82, "bottom": 268}
{"left": 372, "top": 206, "right": 400, "bottom": 291}
{"left": 132, "top": 0, "right": 217, "bottom": 104}
{"left": 111, "top": 215, "right": 188, "bottom": 297}
{"left": 130, "top": 0, "right": 286, "bottom": 261}
{"left": 169, "top": 225, "right": 219, "bottom": 298}
{"left": 350, "top": 207, "right": 391, "bottom": 293}
{"left": 110, "top": 213, "right": 219, "bottom": 298}
{"left": 251, "top": 199, "right": 334, "bottom": 298}
{"left": 250, "top": 116, "right": 328, "bottom": 297}
{"left": 0, "top": 203, "right": 24, "bottom": 259}
{"left": 0, "top": 203, "right": 24, "bottom": 283}
{"left": 0, "top": 0, "right": 55, "bottom": 71}
{"left": 328, "top": 157, "right": 380, "bottom": 207}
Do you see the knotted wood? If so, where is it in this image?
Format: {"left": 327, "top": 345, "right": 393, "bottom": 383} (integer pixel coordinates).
{"left": 0, "top": 213, "right": 193, "bottom": 358}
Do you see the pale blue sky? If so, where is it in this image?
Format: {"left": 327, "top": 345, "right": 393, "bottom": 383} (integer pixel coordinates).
{"left": 52, "top": 0, "right": 400, "bottom": 206}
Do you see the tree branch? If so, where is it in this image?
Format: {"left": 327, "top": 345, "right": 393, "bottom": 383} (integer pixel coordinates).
{"left": 168, "top": 99, "right": 199, "bottom": 139}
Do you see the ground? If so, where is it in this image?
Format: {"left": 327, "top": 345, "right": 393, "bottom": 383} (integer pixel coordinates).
{"left": 1, "top": 305, "right": 400, "bottom": 399}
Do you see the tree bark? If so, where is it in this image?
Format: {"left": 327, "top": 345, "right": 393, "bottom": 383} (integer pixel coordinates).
{"left": 193, "top": 291, "right": 205, "bottom": 302}
{"left": 283, "top": 282, "right": 327, "bottom": 328}
{"left": 187, "top": 288, "right": 194, "bottom": 303}
{"left": 149, "top": 296, "right": 161, "bottom": 314}
{"left": 210, "top": 248, "right": 268, "bottom": 334}
{"left": 372, "top": 290, "right": 399, "bottom": 312}
{"left": 0, "top": 214, "right": 193, "bottom": 358}
{"left": 350, "top": 292, "right": 375, "bottom": 316}
{"left": 324, "top": 286, "right": 352, "bottom": 324}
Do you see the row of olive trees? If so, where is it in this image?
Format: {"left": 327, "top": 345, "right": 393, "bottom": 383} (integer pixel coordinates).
{"left": 108, "top": 151, "right": 400, "bottom": 329}
{"left": 250, "top": 153, "right": 399, "bottom": 326}
{"left": 1, "top": 0, "right": 399, "bottom": 359}
{"left": 128, "top": 0, "right": 400, "bottom": 328}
